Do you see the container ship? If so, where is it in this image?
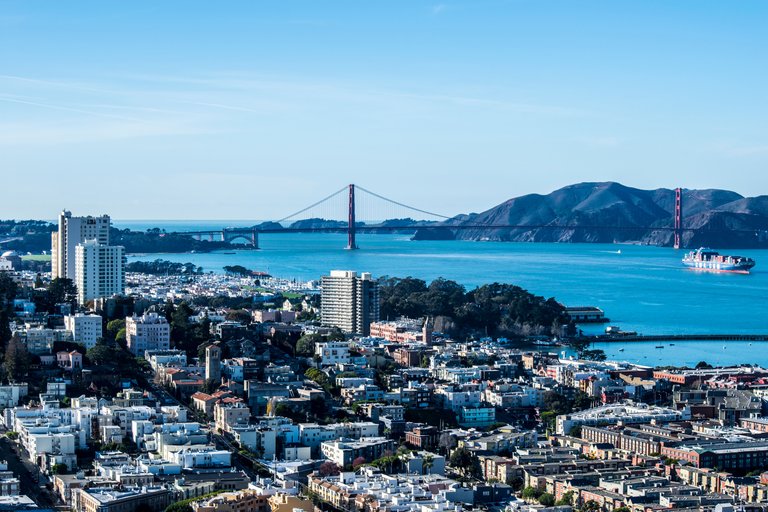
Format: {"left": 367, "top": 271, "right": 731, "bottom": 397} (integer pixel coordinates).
{"left": 682, "top": 248, "right": 756, "bottom": 273}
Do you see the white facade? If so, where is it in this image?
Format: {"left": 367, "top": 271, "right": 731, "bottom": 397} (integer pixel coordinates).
{"left": 52, "top": 210, "right": 111, "bottom": 280}
{"left": 126, "top": 313, "right": 171, "bottom": 356}
{"left": 75, "top": 240, "right": 125, "bottom": 304}
{"left": 320, "top": 270, "right": 379, "bottom": 335}
{"left": 64, "top": 314, "right": 103, "bottom": 349}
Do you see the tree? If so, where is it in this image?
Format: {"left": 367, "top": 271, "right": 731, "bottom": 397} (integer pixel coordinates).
{"left": 580, "top": 349, "right": 607, "bottom": 361}
{"left": 538, "top": 493, "right": 555, "bottom": 507}
{"left": 296, "top": 333, "right": 321, "bottom": 356}
{"left": 352, "top": 456, "right": 367, "bottom": 469}
{"left": 318, "top": 461, "right": 341, "bottom": 477}
{"left": 580, "top": 500, "right": 601, "bottom": 512}
{"left": 106, "top": 319, "right": 126, "bottom": 341}
{"left": 3, "top": 334, "right": 30, "bottom": 382}
{"left": 46, "top": 278, "right": 78, "bottom": 310}
{"left": 422, "top": 453, "right": 435, "bottom": 475}
{"left": 115, "top": 328, "right": 127, "bottom": 347}
{"left": 521, "top": 486, "right": 541, "bottom": 500}
{"left": 0, "top": 272, "right": 18, "bottom": 352}
{"left": 556, "top": 490, "right": 575, "bottom": 506}
{"left": 695, "top": 361, "right": 713, "bottom": 369}
{"left": 448, "top": 447, "right": 481, "bottom": 479}
{"left": 51, "top": 463, "right": 68, "bottom": 474}
{"left": 225, "top": 309, "right": 252, "bottom": 325}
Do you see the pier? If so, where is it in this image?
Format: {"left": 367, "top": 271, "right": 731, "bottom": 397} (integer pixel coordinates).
{"left": 586, "top": 334, "right": 768, "bottom": 342}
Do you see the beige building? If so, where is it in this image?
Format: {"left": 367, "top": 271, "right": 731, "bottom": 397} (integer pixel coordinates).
{"left": 72, "top": 486, "right": 170, "bottom": 512}
{"left": 214, "top": 401, "right": 250, "bottom": 433}
{"left": 191, "top": 489, "right": 270, "bottom": 512}
{"left": 126, "top": 313, "right": 171, "bottom": 356}
{"left": 268, "top": 493, "right": 314, "bottom": 512}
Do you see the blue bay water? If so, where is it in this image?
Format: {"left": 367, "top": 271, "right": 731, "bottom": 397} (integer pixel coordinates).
{"left": 120, "top": 222, "right": 768, "bottom": 367}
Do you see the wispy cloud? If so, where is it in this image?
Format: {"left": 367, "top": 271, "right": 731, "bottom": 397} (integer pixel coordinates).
{"left": 0, "top": 94, "right": 143, "bottom": 122}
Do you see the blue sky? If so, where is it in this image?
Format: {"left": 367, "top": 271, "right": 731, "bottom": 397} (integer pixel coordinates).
{"left": 1, "top": 1, "right": 767, "bottom": 220}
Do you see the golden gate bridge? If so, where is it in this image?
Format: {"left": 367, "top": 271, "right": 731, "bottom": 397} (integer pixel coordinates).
{"left": 176, "top": 185, "right": 713, "bottom": 250}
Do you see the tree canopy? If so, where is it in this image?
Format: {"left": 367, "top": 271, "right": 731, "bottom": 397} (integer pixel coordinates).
{"left": 378, "top": 277, "right": 573, "bottom": 338}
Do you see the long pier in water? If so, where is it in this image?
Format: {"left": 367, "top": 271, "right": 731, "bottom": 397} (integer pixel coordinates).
{"left": 587, "top": 334, "right": 768, "bottom": 342}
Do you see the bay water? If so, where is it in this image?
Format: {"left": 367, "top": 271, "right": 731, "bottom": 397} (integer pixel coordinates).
{"left": 119, "top": 223, "right": 768, "bottom": 367}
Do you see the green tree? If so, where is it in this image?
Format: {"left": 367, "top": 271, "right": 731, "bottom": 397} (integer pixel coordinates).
{"left": 448, "top": 447, "right": 481, "bottom": 479}
{"left": 556, "top": 490, "right": 576, "bottom": 506}
{"left": 521, "top": 486, "right": 541, "bottom": 500}
{"left": 46, "top": 278, "right": 78, "bottom": 310}
{"left": 3, "top": 334, "right": 30, "bottom": 381}
{"left": 0, "top": 272, "right": 18, "bottom": 351}
{"left": 115, "top": 328, "right": 127, "bottom": 346}
{"left": 296, "top": 333, "right": 321, "bottom": 356}
{"left": 538, "top": 493, "right": 555, "bottom": 507}
{"left": 106, "top": 319, "right": 126, "bottom": 341}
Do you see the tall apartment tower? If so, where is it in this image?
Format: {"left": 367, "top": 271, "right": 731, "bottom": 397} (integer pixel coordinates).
{"left": 75, "top": 240, "right": 125, "bottom": 305}
{"left": 205, "top": 344, "right": 222, "bottom": 382}
{"left": 52, "top": 210, "right": 111, "bottom": 280}
{"left": 320, "top": 270, "right": 380, "bottom": 336}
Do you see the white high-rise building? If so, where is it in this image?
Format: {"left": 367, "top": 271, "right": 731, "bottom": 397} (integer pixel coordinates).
{"left": 320, "top": 270, "right": 380, "bottom": 336}
{"left": 64, "top": 313, "right": 103, "bottom": 349}
{"left": 126, "top": 312, "right": 171, "bottom": 356}
{"left": 51, "top": 211, "right": 111, "bottom": 280}
{"left": 75, "top": 240, "right": 125, "bottom": 305}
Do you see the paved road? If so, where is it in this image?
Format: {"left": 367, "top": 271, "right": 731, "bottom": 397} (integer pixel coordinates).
{"left": 0, "top": 436, "right": 56, "bottom": 507}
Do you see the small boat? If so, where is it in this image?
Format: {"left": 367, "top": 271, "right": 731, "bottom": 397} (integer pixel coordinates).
{"left": 669, "top": 343, "right": 675, "bottom": 346}
{"left": 618, "top": 348, "right": 625, "bottom": 352}
{"left": 655, "top": 345, "right": 664, "bottom": 349}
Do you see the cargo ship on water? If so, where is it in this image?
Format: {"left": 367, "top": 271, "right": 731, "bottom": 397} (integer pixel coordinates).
{"left": 682, "top": 248, "right": 756, "bottom": 273}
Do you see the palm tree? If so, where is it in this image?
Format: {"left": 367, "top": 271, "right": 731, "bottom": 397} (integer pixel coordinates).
{"left": 422, "top": 454, "right": 434, "bottom": 475}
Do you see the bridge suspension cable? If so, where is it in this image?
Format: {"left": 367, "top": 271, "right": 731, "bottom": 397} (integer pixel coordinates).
{"left": 275, "top": 185, "right": 348, "bottom": 224}
{"left": 355, "top": 185, "right": 452, "bottom": 220}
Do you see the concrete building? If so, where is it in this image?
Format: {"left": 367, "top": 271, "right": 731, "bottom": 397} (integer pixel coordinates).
{"left": 52, "top": 210, "right": 111, "bottom": 280}
{"left": 556, "top": 402, "right": 689, "bottom": 436}
{"left": 320, "top": 270, "right": 379, "bottom": 336}
{"left": 205, "top": 344, "right": 221, "bottom": 382}
{"left": 75, "top": 240, "right": 125, "bottom": 304}
{"left": 126, "top": 313, "right": 171, "bottom": 356}
{"left": 64, "top": 314, "right": 103, "bottom": 349}
{"left": 320, "top": 437, "right": 394, "bottom": 469}
{"left": 72, "top": 486, "right": 171, "bottom": 512}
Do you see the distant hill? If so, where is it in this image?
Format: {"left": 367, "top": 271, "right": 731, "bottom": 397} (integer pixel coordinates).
{"left": 413, "top": 182, "right": 768, "bottom": 248}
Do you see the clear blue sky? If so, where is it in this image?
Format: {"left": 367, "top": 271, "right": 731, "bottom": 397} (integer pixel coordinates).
{"left": 1, "top": 1, "right": 766, "bottom": 220}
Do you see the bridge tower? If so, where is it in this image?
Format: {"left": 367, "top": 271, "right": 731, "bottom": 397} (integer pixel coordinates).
{"left": 346, "top": 183, "right": 357, "bottom": 250}
{"left": 674, "top": 187, "right": 683, "bottom": 249}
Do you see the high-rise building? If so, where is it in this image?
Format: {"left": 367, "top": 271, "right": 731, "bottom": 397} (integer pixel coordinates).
{"left": 75, "top": 240, "right": 125, "bottom": 305}
{"left": 126, "top": 312, "right": 171, "bottom": 356}
{"left": 320, "top": 270, "right": 380, "bottom": 336}
{"left": 52, "top": 211, "right": 111, "bottom": 280}
{"left": 205, "top": 344, "right": 221, "bottom": 382}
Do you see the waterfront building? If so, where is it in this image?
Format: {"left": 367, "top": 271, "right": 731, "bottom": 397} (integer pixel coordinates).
{"left": 75, "top": 240, "right": 125, "bottom": 304}
{"left": 64, "top": 313, "right": 103, "bottom": 349}
{"left": 320, "top": 270, "right": 379, "bottom": 336}
{"left": 52, "top": 210, "right": 111, "bottom": 280}
{"left": 126, "top": 313, "right": 171, "bottom": 356}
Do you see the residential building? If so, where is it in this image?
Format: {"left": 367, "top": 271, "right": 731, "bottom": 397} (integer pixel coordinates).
{"left": 126, "top": 313, "right": 171, "bottom": 356}
{"left": 64, "top": 314, "right": 103, "bottom": 349}
{"left": 320, "top": 270, "right": 379, "bottom": 336}
{"left": 75, "top": 240, "right": 125, "bottom": 304}
{"left": 320, "top": 437, "right": 394, "bottom": 469}
{"left": 52, "top": 210, "right": 111, "bottom": 280}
